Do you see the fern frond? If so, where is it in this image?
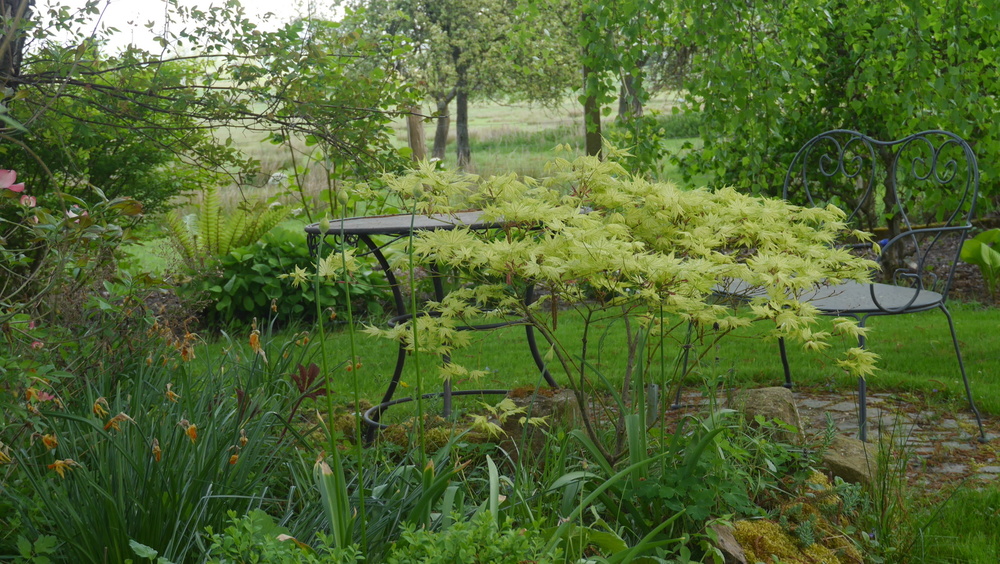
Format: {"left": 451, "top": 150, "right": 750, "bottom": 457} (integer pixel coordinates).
{"left": 219, "top": 212, "right": 248, "bottom": 257}
{"left": 164, "top": 209, "right": 198, "bottom": 267}
{"left": 199, "top": 185, "right": 222, "bottom": 256}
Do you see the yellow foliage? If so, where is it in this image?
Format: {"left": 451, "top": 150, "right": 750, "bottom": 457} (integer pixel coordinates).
{"left": 369, "top": 153, "right": 878, "bottom": 398}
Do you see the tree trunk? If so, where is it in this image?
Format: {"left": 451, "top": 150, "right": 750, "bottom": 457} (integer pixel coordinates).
{"left": 455, "top": 66, "right": 471, "bottom": 170}
{"left": 405, "top": 104, "right": 426, "bottom": 162}
{"left": 432, "top": 90, "right": 455, "bottom": 161}
{"left": 583, "top": 62, "right": 602, "bottom": 158}
{"left": 581, "top": 10, "right": 601, "bottom": 158}
{"left": 617, "top": 72, "right": 644, "bottom": 121}
{"left": 0, "top": 0, "right": 33, "bottom": 92}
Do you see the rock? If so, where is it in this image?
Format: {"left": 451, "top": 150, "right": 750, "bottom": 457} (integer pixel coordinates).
{"left": 821, "top": 435, "right": 876, "bottom": 485}
{"left": 708, "top": 523, "right": 748, "bottom": 564}
{"left": 500, "top": 388, "right": 582, "bottom": 459}
{"left": 734, "top": 387, "right": 803, "bottom": 443}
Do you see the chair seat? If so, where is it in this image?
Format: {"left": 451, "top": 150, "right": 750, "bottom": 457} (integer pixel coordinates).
{"left": 803, "top": 280, "right": 943, "bottom": 314}
{"left": 714, "top": 279, "right": 943, "bottom": 314}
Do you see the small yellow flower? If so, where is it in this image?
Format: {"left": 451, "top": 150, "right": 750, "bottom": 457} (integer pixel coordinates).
{"left": 165, "top": 383, "right": 180, "bottom": 403}
{"left": 279, "top": 265, "right": 310, "bottom": 288}
{"left": 42, "top": 434, "right": 58, "bottom": 450}
{"left": 0, "top": 443, "right": 12, "bottom": 464}
{"left": 186, "top": 424, "right": 198, "bottom": 444}
{"left": 239, "top": 428, "right": 248, "bottom": 447}
{"left": 93, "top": 397, "right": 110, "bottom": 418}
{"left": 228, "top": 454, "right": 239, "bottom": 465}
{"left": 48, "top": 459, "right": 79, "bottom": 478}
{"left": 25, "top": 387, "right": 39, "bottom": 402}
{"left": 151, "top": 438, "right": 162, "bottom": 462}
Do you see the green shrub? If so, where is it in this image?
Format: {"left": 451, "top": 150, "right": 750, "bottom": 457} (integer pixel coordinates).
{"left": 205, "top": 510, "right": 363, "bottom": 564}
{"left": 386, "top": 511, "right": 560, "bottom": 564}
{"left": 655, "top": 110, "right": 702, "bottom": 139}
{"left": 186, "top": 221, "right": 387, "bottom": 325}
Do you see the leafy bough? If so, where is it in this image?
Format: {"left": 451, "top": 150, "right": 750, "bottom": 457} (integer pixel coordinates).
{"left": 366, "top": 153, "right": 878, "bottom": 464}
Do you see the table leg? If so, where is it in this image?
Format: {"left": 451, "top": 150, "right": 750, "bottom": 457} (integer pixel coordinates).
{"left": 524, "top": 285, "right": 558, "bottom": 388}
{"left": 359, "top": 235, "right": 408, "bottom": 442}
{"left": 431, "top": 264, "right": 453, "bottom": 417}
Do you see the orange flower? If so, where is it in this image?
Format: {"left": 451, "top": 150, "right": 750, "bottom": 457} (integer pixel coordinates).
{"left": 228, "top": 454, "right": 239, "bottom": 465}
{"left": 104, "top": 412, "right": 134, "bottom": 432}
{"left": 249, "top": 330, "right": 261, "bottom": 353}
{"left": 93, "top": 397, "right": 110, "bottom": 418}
{"left": 151, "top": 438, "right": 162, "bottom": 462}
{"left": 165, "top": 383, "right": 180, "bottom": 403}
{"left": 48, "top": 459, "right": 78, "bottom": 478}
{"left": 42, "top": 434, "right": 58, "bottom": 450}
{"left": 25, "top": 387, "right": 39, "bottom": 402}
{"left": 179, "top": 344, "right": 195, "bottom": 362}
{"left": 177, "top": 419, "right": 198, "bottom": 443}
{"left": 249, "top": 328, "right": 267, "bottom": 363}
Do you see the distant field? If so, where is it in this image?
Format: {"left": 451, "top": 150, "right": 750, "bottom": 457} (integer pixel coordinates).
{"left": 167, "top": 93, "right": 703, "bottom": 216}
{"left": 389, "top": 93, "right": 700, "bottom": 179}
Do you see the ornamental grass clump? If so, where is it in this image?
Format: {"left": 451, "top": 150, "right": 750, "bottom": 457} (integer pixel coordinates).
{"left": 368, "top": 153, "right": 878, "bottom": 463}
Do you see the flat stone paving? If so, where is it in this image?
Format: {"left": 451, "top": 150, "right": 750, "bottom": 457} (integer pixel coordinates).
{"left": 672, "top": 389, "right": 1000, "bottom": 489}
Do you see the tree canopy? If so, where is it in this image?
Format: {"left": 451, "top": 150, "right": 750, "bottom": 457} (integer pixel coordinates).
{"left": 676, "top": 0, "right": 1000, "bottom": 203}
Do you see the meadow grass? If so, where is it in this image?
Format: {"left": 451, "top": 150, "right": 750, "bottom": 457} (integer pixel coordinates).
{"left": 912, "top": 485, "right": 1000, "bottom": 562}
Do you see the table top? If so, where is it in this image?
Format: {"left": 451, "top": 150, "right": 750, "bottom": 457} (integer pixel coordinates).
{"left": 304, "top": 211, "right": 492, "bottom": 236}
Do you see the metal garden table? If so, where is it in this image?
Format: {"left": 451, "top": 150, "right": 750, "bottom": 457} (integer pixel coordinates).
{"left": 305, "top": 211, "right": 557, "bottom": 440}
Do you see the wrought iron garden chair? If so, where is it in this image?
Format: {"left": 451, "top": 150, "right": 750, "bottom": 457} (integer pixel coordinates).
{"left": 726, "top": 129, "right": 986, "bottom": 442}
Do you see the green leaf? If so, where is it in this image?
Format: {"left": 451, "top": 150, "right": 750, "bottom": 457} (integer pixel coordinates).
{"left": 223, "top": 275, "right": 237, "bottom": 293}
{"left": 34, "top": 536, "right": 58, "bottom": 554}
{"left": 129, "top": 539, "right": 159, "bottom": 559}
{"left": 17, "top": 536, "right": 32, "bottom": 557}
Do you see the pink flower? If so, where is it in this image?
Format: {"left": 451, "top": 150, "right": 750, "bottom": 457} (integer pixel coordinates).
{"left": 0, "top": 170, "right": 25, "bottom": 193}
{"left": 31, "top": 341, "right": 44, "bottom": 350}
{"left": 20, "top": 194, "right": 36, "bottom": 207}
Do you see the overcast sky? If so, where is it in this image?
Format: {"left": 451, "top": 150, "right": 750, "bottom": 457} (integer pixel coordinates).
{"left": 38, "top": 0, "right": 316, "bottom": 52}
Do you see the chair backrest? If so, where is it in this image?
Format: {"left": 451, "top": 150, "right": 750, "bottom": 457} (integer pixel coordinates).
{"left": 782, "top": 129, "right": 979, "bottom": 300}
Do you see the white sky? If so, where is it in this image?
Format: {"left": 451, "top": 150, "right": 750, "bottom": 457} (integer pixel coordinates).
{"left": 38, "top": 0, "right": 320, "bottom": 52}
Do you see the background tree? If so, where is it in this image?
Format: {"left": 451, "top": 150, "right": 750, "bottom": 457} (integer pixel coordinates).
{"left": 675, "top": 0, "right": 1000, "bottom": 206}
{"left": 1, "top": 0, "right": 416, "bottom": 214}
{"left": 353, "top": 0, "right": 576, "bottom": 169}
{"left": 522, "top": 0, "right": 681, "bottom": 175}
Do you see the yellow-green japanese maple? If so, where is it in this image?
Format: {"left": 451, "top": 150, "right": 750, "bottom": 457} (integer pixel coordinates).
{"left": 369, "top": 152, "right": 877, "bottom": 462}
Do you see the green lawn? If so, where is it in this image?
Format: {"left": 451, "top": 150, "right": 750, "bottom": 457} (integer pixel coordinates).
{"left": 196, "top": 300, "right": 1000, "bottom": 426}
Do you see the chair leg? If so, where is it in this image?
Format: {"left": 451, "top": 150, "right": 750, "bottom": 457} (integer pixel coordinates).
{"left": 941, "top": 305, "right": 987, "bottom": 442}
{"left": 778, "top": 337, "right": 792, "bottom": 388}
